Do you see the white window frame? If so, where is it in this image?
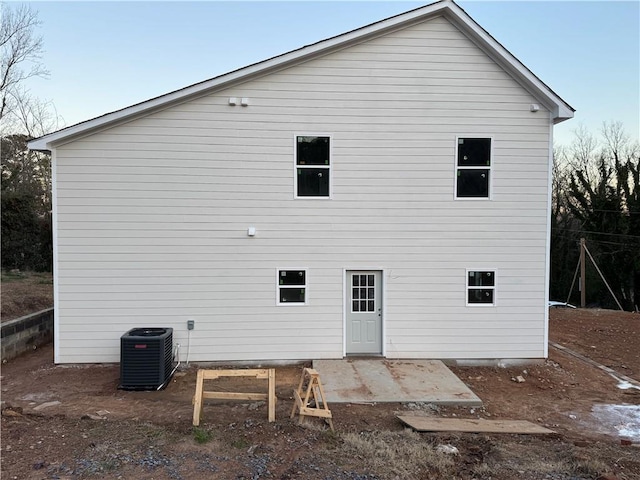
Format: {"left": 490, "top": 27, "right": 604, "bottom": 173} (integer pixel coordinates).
{"left": 466, "top": 269, "right": 497, "bottom": 307}
{"left": 454, "top": 136, "right": 493, "bottom": 200}
{"left": 294, "top": 133, "right": 332, "bottom": 199}
{"left": 276, "top": 268, "right": 308, "bottom": 306}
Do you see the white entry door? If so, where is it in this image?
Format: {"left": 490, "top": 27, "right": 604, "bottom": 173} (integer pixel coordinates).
{"left": 346, "top": 270, "right": 382, "bottom": 355}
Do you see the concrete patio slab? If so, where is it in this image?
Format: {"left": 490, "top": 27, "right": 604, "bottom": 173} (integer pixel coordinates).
{"left": 312, "top": 359, "right": 482, "bottom": 406}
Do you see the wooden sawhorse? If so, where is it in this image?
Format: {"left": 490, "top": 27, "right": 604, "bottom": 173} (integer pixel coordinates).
{"left": 290, "top": 368, "right": 334, "bottom": 431}
{"left": 192, "top": 368, "right": 276, "bottom": 426}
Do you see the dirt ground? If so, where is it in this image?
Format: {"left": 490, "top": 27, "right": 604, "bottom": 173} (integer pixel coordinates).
{"left": 2, "top": 309, "right": 639, "bottom": 479}
{"left": 1, "top": 272, "right": 54, "bottom": 322}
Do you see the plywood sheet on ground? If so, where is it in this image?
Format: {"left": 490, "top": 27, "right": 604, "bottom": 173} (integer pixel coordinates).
{"left": 313, "top": 359, "right": 482, "bottom": 405}
{"left": 398, "top": 415, "right": 555, "bottom": 434}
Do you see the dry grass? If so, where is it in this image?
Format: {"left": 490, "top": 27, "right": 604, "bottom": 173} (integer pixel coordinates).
{"left": 481, "top": 439, "right": 611, "bottom": 478}
{"left": 1, "top": 271, "right": 53, "bottom": 322}
{"left": 339, "top": 430, "right": 615, "bottom": 480}
{"left": 340, "top": 429, "right": 455, "bottom": 478}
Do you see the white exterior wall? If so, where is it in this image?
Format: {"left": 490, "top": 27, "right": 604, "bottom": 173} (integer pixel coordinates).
{"left": 53, "top": 16, "right": 552, "bottom": 363}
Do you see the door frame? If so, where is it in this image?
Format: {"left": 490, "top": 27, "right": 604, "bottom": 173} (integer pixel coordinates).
{"left": 342, "top": 268, "right": 386, "bottom": 357}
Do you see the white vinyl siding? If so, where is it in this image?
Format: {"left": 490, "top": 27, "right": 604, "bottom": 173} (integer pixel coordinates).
{"left": 53, "top": 16, "right": 552, "bottom": 363}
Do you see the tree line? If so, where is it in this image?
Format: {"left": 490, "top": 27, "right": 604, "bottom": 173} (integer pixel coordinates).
{"left": 1, "top": 4, "right": 639, "bottom": 311}
{"left": 551, "top": 123, "right": 639, "bottom": 312}
{"left": 1, "top": 3, "right": 59, "bottom": 271}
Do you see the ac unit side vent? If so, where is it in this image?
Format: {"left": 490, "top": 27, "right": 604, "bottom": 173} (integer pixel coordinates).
{"left": 119, "top": 327, "right": 174, "bottom": 390}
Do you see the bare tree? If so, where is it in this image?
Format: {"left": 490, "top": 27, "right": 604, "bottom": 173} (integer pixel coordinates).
{"left": 1, "top": 4, "right": 58, "bottom": 271}
{"left": 1, "top": 2, "right": 49, "bottom": 125}
{"left": 1, "top": 3, "right": 59, "bottom": 207}
{"left": 12, "top": 85, "right": 60, "bottom": 137}
{"left": 558, "top": 123, "right": 640, "bottom": 311}
{"left": 567, "top": 124, "right": 599, "bottom": 185}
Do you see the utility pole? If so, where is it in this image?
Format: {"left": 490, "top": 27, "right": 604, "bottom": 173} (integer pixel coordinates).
{"left": 580, "top": 238, "right": 586, "bottom": 308}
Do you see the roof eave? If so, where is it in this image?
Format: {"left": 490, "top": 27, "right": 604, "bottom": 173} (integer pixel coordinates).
{"left": 552, "top": 105, "right": 575, "bottom": 124}
{"left": 443, "top": 3, "right": 574, "bottom": 124}
{"left": 27, "top": 0, "right": 574, "bottom": 151}
{"left": 28, "top": 1, "right": 452, "bottom": 152}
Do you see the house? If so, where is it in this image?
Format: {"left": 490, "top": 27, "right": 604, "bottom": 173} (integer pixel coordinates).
{"left": 29, "top": 0, "right": 573, "bottom": 364}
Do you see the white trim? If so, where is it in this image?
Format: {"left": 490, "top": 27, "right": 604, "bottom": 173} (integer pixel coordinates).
{"left": 51, "top": 149, "right": 60, "bottom": 364}
{"left": 444, "top": 2, "right": 574, "bottom": 123}
{"left": 543, "top": 116, "right": 554, "bottom": 358}
{"left": 27, "top": 0, "right": 572, "bottom": 152}
{"left": 342, "top": 269, "right": 347, "bottom": 356}
{"left": 275, "top": 268, "right": 308, "bottom": 306}
{"left": 293, "top": 133, "right": 333, "bottom": 200}
{"left": 465, "top": 269, "right": 497, "bottom": 307}
{"left": 454, "top": 135, "right": 494, "bottom": 200}
{"left": 342, "top": 268, "right": 385, "bottom": 357}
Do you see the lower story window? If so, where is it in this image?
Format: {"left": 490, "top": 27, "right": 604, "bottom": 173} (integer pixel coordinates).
{"left": 277, "top": 269, "right": 306, "bottom": 305}
{"left": 467, "top": 270, "right": 495, "bottom": 305}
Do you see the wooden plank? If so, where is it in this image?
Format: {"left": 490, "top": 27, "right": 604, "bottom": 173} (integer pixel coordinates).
{"left": 397, "top": 416, "right": 555, "bottom": 434}
{"left": 201, "top": 392, "right": 268, "bottom": 401}
{"left": 268, "top": 368, "right": 276, "bottom": 422}
{"left": 201, "top": 369, "right": 269, "bottom": 380}
{"left": 192, "top": 370, "right": 204, "bottom": 426}
{"left": 300, "top": 407, "right": 333, "bottom": 419}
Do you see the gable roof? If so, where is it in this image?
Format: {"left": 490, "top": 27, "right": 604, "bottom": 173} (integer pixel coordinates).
{"left": 29, "top": 0, "right": 574, "bottom": 152}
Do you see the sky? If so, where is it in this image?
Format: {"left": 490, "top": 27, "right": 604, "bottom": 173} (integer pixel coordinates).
{"left": 17, "top": 1, "right": 640, "bottom": 146}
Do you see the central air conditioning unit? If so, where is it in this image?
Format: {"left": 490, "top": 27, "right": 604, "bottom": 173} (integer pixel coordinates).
{"left": 119, "top": 327, "right": 174, "bottom": 390}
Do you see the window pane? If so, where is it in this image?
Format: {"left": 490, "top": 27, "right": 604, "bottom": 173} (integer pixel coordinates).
{"left": 280, "top": 288, "right": 305, "bottom": 303}
{"left": 279, "top": 270, "right": 305, "bottom": 286}
{"left": 353, "top": 275, "right": 360, "bottom": 287}
{"left": 360, "top": 288, "right": 367, "bottom": 300}
{"left": 297, "top": 168, "right": 329, "bottom": 197}
{"left": 352, "top": 300, "right": 359, "bottom": 312}
{"left": 360, "top": 300, "right": 367, "bottom": 311}
{"left": 353, "top": 288, "right": 359, "bottom": 300}
{"left": 457, "top": 169, "right": 489, "bottom": 198}
{"left": 468, "top": 288, "right": 494, "bottom": 304}
{"left": 297, "top": 136, "right": 330, "bottom": 165}
{"left": 367, "top": 275, "right": 374, "bottom": 286}
{"left": 368, "top": 300, "right": 375, "bottom": 311}
{"left": 360, "top": 275, "right": 367, "bottom": 287}
{"left": 368, "top": 288, "right": 374, "bottom": 299}
{"left": 468, "top": 271, "right": 495, "bottom": 287}
{"left": 458, "top": 138, "right": 491, "bottom": 167}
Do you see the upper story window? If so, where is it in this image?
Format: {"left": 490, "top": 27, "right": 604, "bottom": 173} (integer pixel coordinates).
{"left": 455, "top": 137, "right": 491, "bottom": 199}
{"left": 295, "top": 135, "right": 331, "bottom": 198}
{"left": 467, "top": 270, "right": 495, "bottom": 306}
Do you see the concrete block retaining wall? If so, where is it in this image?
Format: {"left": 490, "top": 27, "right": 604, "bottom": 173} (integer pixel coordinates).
{"left": 1, "top": 308, "right": 54, "bottom": 361}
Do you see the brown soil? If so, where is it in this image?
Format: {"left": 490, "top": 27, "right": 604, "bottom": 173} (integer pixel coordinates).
{"left": 1, "top": 309, "right": 639, "bottom": 479}
{"left": 1, "top": 272, "right": 53, "bottom": 322}
{"left": 550, "top": 308, "right": 640, "bottom": 377}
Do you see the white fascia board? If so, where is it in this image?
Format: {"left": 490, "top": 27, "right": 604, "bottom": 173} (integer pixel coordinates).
{"left": 27, "top": 0, "right": 573, "bottom": 151}
{"left": 444, "top": 3, "right": 574, "bottom": 123}
{"left": 28, "top": 2, "right": 451, "bottom": 152}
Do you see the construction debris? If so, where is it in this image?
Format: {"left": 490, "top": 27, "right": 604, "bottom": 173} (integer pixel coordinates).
{"left": 398, "top": 416, "right": 555, "bottom": 434}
